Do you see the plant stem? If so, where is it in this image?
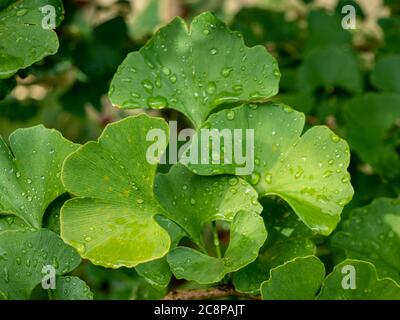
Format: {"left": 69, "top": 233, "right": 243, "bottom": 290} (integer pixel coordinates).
{"left": 212, "top": 221, "right": 222, "bottom": 259}
{"left": 164, "top": 285, "right": 261, "bottom": 300}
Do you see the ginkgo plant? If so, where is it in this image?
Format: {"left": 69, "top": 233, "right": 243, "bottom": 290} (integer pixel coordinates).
{"left": 0, "top": 4, "right": 400, "bottom": 301}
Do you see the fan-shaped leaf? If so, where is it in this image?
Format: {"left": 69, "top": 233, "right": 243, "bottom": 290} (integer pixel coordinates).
{"left": 0, "top": 0, "right": 64, "bottom": 78}
{"left": 317, "top": 259, "right": 400, "bottom": 300}
{"left": 155, "top": 164, "right": 266, "bottom": 284}
{"left": 0, "top": 229, "right": 81, "bottom": 299}
{"left": 186, "top": 103, "right": 354, "bottom": 235}
{"left": 343, "top": 93, "right": 400, "bottom": 178}
{"left": 61, "top": 115, "right": 171, "bottom": 268}
{"left": 109, "top": 11, "right": 280, "bottom": 128}
{"left": 371, "top": 54, "right": 400, "bottom": 93}
{"left": 261, "top": 256, "right": 325, "bottom": 300}
{"left": 332, "top": 198, "right": 400, "bottom": 283}
{"left": 233, "top": 198, "right": 316, "bottom": 294}
{"left": 53, "top": 276, "right": 93, "bottom": 300}
{"left": 0, "top": 125, "right": 79, "bottom": 228}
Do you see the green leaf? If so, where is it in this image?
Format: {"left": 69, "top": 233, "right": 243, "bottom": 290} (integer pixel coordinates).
{"left": 371, "top": 54, "right": 400, "bottom": 93}
{"left": 332, "top": 198, "right": 400, "bottom": 283}
{"left": 305, "top": 10, "right": 352, "bottom": 50}
{"left": 261, "top": 256, "right": 325, "bottom": 300}
{"left": 0, "top": 125, "right": 79, "bottom": 228}
{"left": 231, "top": 8, "right": 301, "bottom": 47}
{"left": 317, "top": 259, "right": 400, "bottom": 300}
{"left": 233, "top": 198, "right": 316, "bottom": 294}
{"left": 0, "top": 229, "right": 81, "bottom": 299}
{"left": 187, "top": 103, "right": 354, "bottom": 235}
{"left": 109, "top": 11, "right": 280, "bottom": 128}
{"left": 61, "top": 115, "right": 171, "bottom": 268}
{"left": 0, "top": 0, "right": 64, "bottom": 78}
{"left": 135, "top": 216, "right": 185, "bottom": 289}
{"left": 343, "top": 93, "right": 400, "bottom": 178}
{"left": 167, "top": 211, "right": 266, "bottom": 284}
{"left": 155, "top": 164, "right": 263, "bottom": 248}
{"left": 379, "top": 17, "right": 400, "bottom": 53}
{"left": 53, "top": 276, "right": 93, "bottom": 300}
{"left": 0, "top": 215, "right": 27, "bottom": 231}
{"left": 298, "top": 45, "right": 362, "bottom": 94}
{"left": 43, "top": 194, "right": 70, "bottom": 235}
{"left": 154, "top": 164, "right": 266, "bottom": 284}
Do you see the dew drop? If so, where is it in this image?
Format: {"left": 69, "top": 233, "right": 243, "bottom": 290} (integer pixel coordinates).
{"left": 283, "top": 105, "right": 293, "bottom": 113}
{"left": 16, "top": 9, "right": 27, "bottom": 17}
{"left": 169, "top": 74, "right": 177, "bottom": 83}
{"left": 226, "top": 110, "right": 235, "bottom": 120}
{"left": 229, "top": 177, "right": 238, "bottom": 186}
{"left": 162, "top": 67, "right": 171, "bottom": 76}
{"left": 221, "top": 67, "right": 233, "bottom": 77}
{"left": 147, "top": 96, "right": 168, "bottom": 109}
{"left": 232, "top": 84, "right": 243, "bottom": 93}
{"left": 250, "top": 172, "right": 260, "bottom": 185}
{"left": 206, "top": 81, "right": 216, "bottom": 94}
{"left": 142, "top": 80, "right": 153, "bottom": 93}
{"left": 331, "top": 134, "right": 340, "bottom": 143}
{"left": 210, "top": 48, "right": 218, "bottom": 55}
{"left": 264, "top": 173, "right": 272, "bottom": 184}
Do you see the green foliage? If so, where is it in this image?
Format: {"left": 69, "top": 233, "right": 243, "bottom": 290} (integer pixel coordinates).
{"left": 317, "top": 260, "right": 400, "bottom": 300}
{"left": 332, "top": 198, "right": 400, "bottom": 282}
{"left": 343, "top": 93, "right": 400, "bottom": 178}
{"left": 61, "top": 115, "right": 171, "bottom": 268}
{"left": 0, "top": 0, "right": 400, "bottom": 301}
{"left": 187, "top": 103, "right": 354, "bottom": 235}
{"left": 0, "top": 0, "right": 64, "bottom": 78}
{"left": 261, "top": 256, "right": 325, "bottom": 300}
{"left": 0, "top": 125, "right": 78, "bottom": 228}
{"left": 109, "top": 12, "right": 280, "bottom": 128}
{"left": 0, "top": 229, "right": 81, "bottom": 299}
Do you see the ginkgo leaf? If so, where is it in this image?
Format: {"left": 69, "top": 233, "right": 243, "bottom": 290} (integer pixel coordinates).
{"left": 305, "top": 10, "right": 352, "bottom": 51}
{"left": 0, "top": 229, "right": 81, "bottom": 299}
{"left": 0, "top": 0, "right": 64, "bottom": 78}
{"left": 331, "top": 198, "right": 400, "bottom": 283}
{"left": 109, "top": 11, "right": 280, "bottom": 128}
{"left": 343, "top": 93, "right": 400, "bottom": 178}
{"left": 317, "top": 259, "right": 400, "bottom": 300}
{"left": 0, "top": 125, "right": 79, "bottom": 228}
{"left": 371, "top": 54, "right": 400, "bottom": 93}
{"left": 135, "top": 216, "right": 186, "bottom": 289}
{"left": 186, "top": 103, "right": 354, "bottom": 235}
{"left": 233, "top": 198, "right": 316, "bottom": 294}
{"left": 297, "top": 45, "right": 362, "bottom": 94}
{"left": 53, "top": 276, "right": 93, "bottom": 300}
{"left": 261, "top": 256, "right": 325, "bottom": 300}
{"left": 154, "top": 164, "right": 266, "bottom": 284}
{"left": 167, "top": 211, "right": 266, "bottom": 284}
{"left": 60, "top": 114, "right": 171, "bottom": 268}
{"left": 0, "top": 215, "right": 27, "bottom": 232}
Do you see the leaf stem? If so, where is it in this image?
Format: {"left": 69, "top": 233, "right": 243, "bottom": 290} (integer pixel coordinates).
{"left": 212, "top": 221, "right": 222, "bottom": 259}
{"left": 164, "top": 285, "right": 261, "bottom": 300}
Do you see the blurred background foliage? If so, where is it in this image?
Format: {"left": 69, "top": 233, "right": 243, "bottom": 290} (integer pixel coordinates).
{"left": 1, "top": 0, "right": 399, "bottom": 299}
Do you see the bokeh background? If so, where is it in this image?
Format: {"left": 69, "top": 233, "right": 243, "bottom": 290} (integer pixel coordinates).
{"left": 1, "top": 0, "right": 399, "bottom": 299}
